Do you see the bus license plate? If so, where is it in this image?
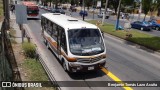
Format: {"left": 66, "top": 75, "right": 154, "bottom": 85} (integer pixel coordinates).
{"left": 88, "top": 66, "right": 94, "bottom": 70}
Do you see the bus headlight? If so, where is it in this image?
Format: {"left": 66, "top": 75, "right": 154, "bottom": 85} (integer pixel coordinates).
{"left": 101, "top": 54, "right": 107, "bottom": 59}
{"left": 69, "top": 62, "right": 81, "bottom": 67}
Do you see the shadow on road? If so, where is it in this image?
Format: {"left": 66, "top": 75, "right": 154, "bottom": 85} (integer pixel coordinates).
{"left": 68, "top": 70, "right": 106, "bottom": 80}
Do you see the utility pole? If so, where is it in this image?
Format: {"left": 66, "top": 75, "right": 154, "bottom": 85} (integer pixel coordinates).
{"left": 115, "top": 0, "right": 122, "bottom": 30}
{"left": 137, "top": 0, "right": 142, "bottom": 21}
{"left": 3, "top": 0, "right": 10, "bottom": 30}
{"left": 92, "top": 0, "right": 95, "bottom": 19}
{"left": 82, "top": 0, "right": 85, "bottom": 20}
{"left": 102, "top": 0, "right": 108, "bottom": 25}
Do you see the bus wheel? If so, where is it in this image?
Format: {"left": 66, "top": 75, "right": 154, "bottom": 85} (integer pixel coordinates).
{"left": 44, "top": 39, "right": 47, "bottom": 45}
{"left": 62, "top": 61, "right": 67, "bottom": 71}
{"left": 46, "top": 42, "right": 50, "bottom": 49}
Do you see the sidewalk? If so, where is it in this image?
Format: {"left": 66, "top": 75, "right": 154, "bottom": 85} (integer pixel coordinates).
{"left": 10, "top": 12, "right": 22, "bottom": 43}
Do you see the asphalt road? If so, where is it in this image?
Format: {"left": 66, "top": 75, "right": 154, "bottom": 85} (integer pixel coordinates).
{"left": 25, "top": 9, "right": 160, "bottom": 90}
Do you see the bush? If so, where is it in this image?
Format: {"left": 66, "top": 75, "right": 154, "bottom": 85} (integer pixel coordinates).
{"left": 22, "top": 42, "right": 36, "bottom": 58}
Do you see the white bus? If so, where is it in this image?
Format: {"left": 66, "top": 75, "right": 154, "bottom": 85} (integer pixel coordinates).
{"left": 41, "top": 13, "right": 107, "bottom": 72}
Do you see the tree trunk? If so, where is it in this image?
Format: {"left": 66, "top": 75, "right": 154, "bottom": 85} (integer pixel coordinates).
{"left": 50, "top": 0, "right": 51, "bottom": 7}
{"left": 143, "top": 14, "right": 146, "bottom": 21}
{"left": 115, "top": 9, "right": 117, "bottom": 15}
{"left": 150, "top": 10, "right": 154, "bottom": 20}
{"left": 55, "top": 0, "right": 58, "bottom": 9}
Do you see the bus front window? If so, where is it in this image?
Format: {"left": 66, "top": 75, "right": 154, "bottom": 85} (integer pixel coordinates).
{"left": 68, "top": 29, "right": 105, "bottom": 56}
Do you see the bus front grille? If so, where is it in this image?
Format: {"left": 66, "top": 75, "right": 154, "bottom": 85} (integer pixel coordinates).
{"left": 77, "top": 56, "right": 102, "bottom": 63}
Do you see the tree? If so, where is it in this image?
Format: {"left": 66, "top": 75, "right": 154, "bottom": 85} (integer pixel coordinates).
{"left": 150, "top": 0, "right": 160, "bottom": 17}
{"left": 142, "top": 0, "right": 152, "bottom": 21}
{"left": 85, "top": 0, "right": 92, "bottom": 10}
{"left": 122, "top": 0, "right": 134, "bottom": 12}
{"left": 108, "top": 0, "right": 120, "bottom": 15}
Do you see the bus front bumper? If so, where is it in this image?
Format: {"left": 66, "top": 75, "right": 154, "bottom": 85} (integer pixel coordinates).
{"left": 68, "top": 60, "right": 106, "bottom": 73}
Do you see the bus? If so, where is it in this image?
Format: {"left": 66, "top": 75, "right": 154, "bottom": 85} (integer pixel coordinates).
{"left": 22, "top": 1, "right": 39, "bottom": 19}
{"left": 41, "top": 13, "right": 107, "bottom": 72}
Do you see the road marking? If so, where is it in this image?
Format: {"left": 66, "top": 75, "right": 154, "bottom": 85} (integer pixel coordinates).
{"left": 101, "top": 67, "right": 133, "bottom": 90}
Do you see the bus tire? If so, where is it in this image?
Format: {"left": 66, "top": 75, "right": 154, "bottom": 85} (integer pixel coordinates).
{"left": 62, "top": 60, "right": 67, "bottom": 71}
{"left": 46, "top": 42, "right": 50, "bottom": 49}
{"left": 44, "top": 38, "right": 47, "bottom": 45}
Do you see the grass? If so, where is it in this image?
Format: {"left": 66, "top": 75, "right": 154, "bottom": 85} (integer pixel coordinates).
{"left": 23, "top": 59, "right": 55, "bottom": 90}
{"left": 9, "top": 29, "right": 17, "bottom": 44}
{"left": 22, "top": 42, "right": 36, "bottom": 58}
{"left": 23, "top": 59, "right": 48, "bottom": 81}
{"left": 88, "top": 20, "right": 160, "bottom": 51}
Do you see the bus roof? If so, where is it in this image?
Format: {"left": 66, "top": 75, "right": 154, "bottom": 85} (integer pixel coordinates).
{"left": 22, "top": 1, "right": 37, "bottom": 6}
{"left": 41, "top": 13, "right": 98, "bottom": 30}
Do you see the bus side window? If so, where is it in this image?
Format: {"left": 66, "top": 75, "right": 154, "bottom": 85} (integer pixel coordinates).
{"left": 52, "top": 23, "right": 58, "bottom": 42}
{"left": 46, "top": 20, "right": 49, "bottom": 33}
{"left": 44, "top": 18, "right": 47, "bottom": 31}
{"left": 41, "top": 16, "right": 44, "bottom": 34}
{"left": 47, "top": 21, "right": 52, "bottom": 35}
{"left": 61, "top": 29, "right": 67, "bottom": 54}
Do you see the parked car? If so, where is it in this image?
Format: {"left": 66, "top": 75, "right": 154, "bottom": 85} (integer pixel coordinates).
{"left": 51, "top": 9, "right": 65, "bottom": 14}
{"left": 47, "top": 7, "right": 52, "bottom": 12}
{"left": 148, "top": 20, "right": 160, "bottom": 31}
{"left": 44, "top": 6, "right": 48, "bottom": 10}
{"left": 131, "top": 21, "right": 152, "bottom": 31}
{"left": 97, "top": 12, "right": 110, "bottom": 19}
{"left": 39, "top": 5, "right": 44, "bottom": 9}
{"left": 79, "top": 10, "right": 88, "bottom": 16}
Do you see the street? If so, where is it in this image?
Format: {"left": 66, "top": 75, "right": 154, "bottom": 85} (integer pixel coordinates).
{"left": 24, "top": 9, "right": 160, "bottom": 90}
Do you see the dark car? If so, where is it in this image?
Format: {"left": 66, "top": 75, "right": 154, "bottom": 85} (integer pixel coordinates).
{"left": 148, "top": 20, "right": 160, "bottom": 31}
{"left": 79, "top": 10, "right": 88, "bottom": 16}
{"left": 131, "top": 21, "right": 152, "bottom": 31}
{"left": 51, "top": 9, "right": 65, "bottom": 14}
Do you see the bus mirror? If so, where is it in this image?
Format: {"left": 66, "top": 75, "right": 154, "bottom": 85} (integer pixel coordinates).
{"left": 101, "top": 31, "right": 104, "bottom": 37}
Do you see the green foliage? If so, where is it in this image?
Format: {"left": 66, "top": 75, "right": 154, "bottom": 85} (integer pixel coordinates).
{"left": 122, "top": 0, "right": 134, "bottom": 6}
{"left": 22, "top": 42, "right": 36, "bottom": 58}
{"left": 142, "top": 0, "right": 152, "bottom": 15}
{"left": 9, "top": 29, "right": 17, "bottom": 44}
{"left": 23, "top": 59, "right": 48, "bottom": 81}
{"left": 108, "top": 0, "right": 120, "bottom": 15}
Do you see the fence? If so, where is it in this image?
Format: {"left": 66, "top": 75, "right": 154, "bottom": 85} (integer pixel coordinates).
{"left": 0, "top": 19, "right": 23, "bottom": 90}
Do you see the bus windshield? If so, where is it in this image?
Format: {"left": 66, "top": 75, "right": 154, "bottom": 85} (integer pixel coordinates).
{"left": 68, "top": 29, "right": 105, "bottom": 56}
